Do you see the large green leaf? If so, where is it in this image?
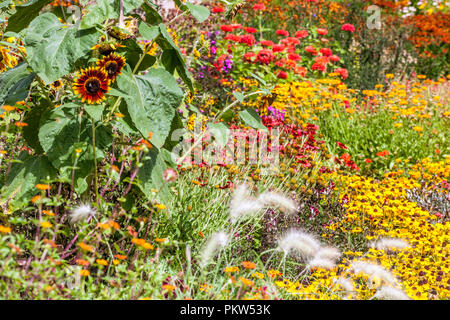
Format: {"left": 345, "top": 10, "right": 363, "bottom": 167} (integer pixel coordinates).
{"left": 22, "top": 99, "right": 50, "bottom": 154}
{"left": 38, "top": 104, "right": 113, "bottom": 193}
{"left": 80, "top": 0, "right": 143, "bottom": 29}
{"left": 0, "top": 62, "right": 35, "bottom": 108}
{"left": 1, "top": 152, "right": 56, "bottom": 213}
{"left": 24, "top": 13, "right": 99, "bottom": 84}
{"left": 117, "top": 38, "right": 156, "bottom": 72}
{"left": 239, "top": 108, "right": 268, "bottom": 131}
{"left": 136, "top": 148, "right": 169, "bottom": 202}
{"left": 117, "top": 67, "right": 183, "bottom": 148}
{"left": 207, "top": 122, "right": 230, "bottom": 147}
{"left": 141, "top": 2, "right": 163, "bottom": 25}
{"left": 185, "top": 2, "right": 210, "bottom": 23}
{"left": 156, "top": 23, "right": 194, "bottom": 92}
{"left": 5, "top": 0, "right": 53, "bottom": 33}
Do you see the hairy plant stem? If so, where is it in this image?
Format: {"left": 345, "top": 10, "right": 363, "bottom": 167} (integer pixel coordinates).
{"left": 91, "top": 116, "right": 99, "bottom": 204}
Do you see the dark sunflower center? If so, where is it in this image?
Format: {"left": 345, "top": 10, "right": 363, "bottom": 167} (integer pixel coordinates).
{"left": 54, "top": 81, "right": 61, "bottom": 87}
{"left": 105, "top": 61, "right": 118, "bottom": 76}
{"left": 85, "top": 79, "right": 101, "bottom": 94}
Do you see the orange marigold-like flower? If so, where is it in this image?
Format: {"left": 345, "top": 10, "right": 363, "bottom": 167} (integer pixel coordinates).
{"left": 78, "top": 242, "right": 94, "bottom": 252}
{"left": 241, "top": 261, "right": 257, "bottom": 269}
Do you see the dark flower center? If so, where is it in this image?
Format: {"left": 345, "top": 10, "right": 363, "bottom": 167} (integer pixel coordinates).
{"left": 105, "top": 61, "right": 119, "bottom": 76}
{"left": 85, "top": 79, "right": 101, "bottom": 94}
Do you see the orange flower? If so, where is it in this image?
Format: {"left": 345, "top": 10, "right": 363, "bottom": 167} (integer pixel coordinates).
{"left": 35, "top": 184, "right": 51, "bottom": 190}
{"left": 2, "top": 105, "right": 15, "bottom": 112}
{"left": 40, "top": 221, "right": 53, "bottom": 229}
{"left": 76, "top": 259, "right": 90, "bottom": 266}
{"left": 114, "top": 254, "right": 127, "bottom": 260}
{"left": 0, "top": 225, "right": 12, "bottom": 234}
{"left": 78, "top": 242, "right": 94, "bottom": 252}
{"left": 239, "top": 277, "right": 254, "bottom": 287}
{"left": 162, "top": 284, "right": 176, "bottom": 291}
{"left": 42, "top": 210, "right": 55, "bottom": 216}
{"left": 79, "top": 269, "right": 90, "bottom": 277}
{"left": 241, "top": 261, "right": 257, "bottom": 269}
{"left": 97, "top": 53, "right": 126, "bottom": 82}
{"left": 154, "top": 238, "right": 167, "bottom": 243}
{"left": 14, "top": 122, "right": 28, "bottom": 127}
{"left": 267, "top": 269, "right": 282, "bottom": 278}
{"left": 224, "top": 266, "right": 239, "bottom": 273}
{"left": 142, "top": 242, "right": 154, "bottom": 250}
{"left": 376, "top": 150, "right": 390, "bottom": 157}
{"left": 96, "top": 259, "right": 108, "bottom": 266}
{"left": 43, "top": 239, "right": 57, "bottom": 248}
{"left": 131, "top": 238, "right": 146, "bottom": 246}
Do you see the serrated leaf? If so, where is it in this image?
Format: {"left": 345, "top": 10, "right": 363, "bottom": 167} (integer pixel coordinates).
{"left": 5, "top": 0, "right": 53, "bottom": 33}
{"left": 157, "top": 23, "right": 194, "bottom": 92}
{"left": 24, "top": 13, "right": 100, "bottom": 84}
{"left": 1, "top": 152, "right": 56, "bottom": 213}
{"left": 0, "top": 62, "right": 35, "bottom": 107}
{"left": 117, "top": 67, "right": 183, "bottom": 147}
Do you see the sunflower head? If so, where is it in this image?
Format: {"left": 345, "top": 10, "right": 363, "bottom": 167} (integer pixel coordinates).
{"left": 73, "top": 67, "right": 110, "bottom": 105}
{"left": 51, "top": 80, "right": 63, "bottom": 90}
{"left": 97, "top": 53, "right": 126, "bottom": 82}
{"left": 0, "top": 47, "right": 18, "bottom": 72}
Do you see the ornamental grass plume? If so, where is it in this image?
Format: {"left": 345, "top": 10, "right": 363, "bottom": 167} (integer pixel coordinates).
{"left": 200, "top": 231, "right": 229, "bottom": 268}
{"left": 306, "top": 257, "right": 336, "bottom": 269}
{"left": 369, "top": 237, "right": 409, "bottom": 250}
{"left": 314, "top": 246, "right": 341, "bottom": 262}
{"left": 69, "top": 204, "right": 96, "bottom": 224}
{"left": 229, "top": 184, "right": 297, "bottom": 223}
{"left": 350, "top": 260, "right": 398, "bottom": 286}
{"left": 373, "top": 286, "right": 410, "bottom": 300}
{"left": 334, "top": 277, "right": 355, "bottom": 296}
{"left": 277, "top": 229, "right": 321, "bottom": 259}
{"left": 257, "top": 192, "right": 297, "bottom": 214}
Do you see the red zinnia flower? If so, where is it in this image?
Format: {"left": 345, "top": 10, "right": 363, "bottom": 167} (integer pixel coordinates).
{"left": 295, "top": 30, "right": 309, "bottom": 38}
{"left": 276, "top": 30, "right": 289, "bottom": 37}
{"left": 256, "top": 49, "right": 275, "bottom": 65}
{"left": 317, "top": 28, "right": 328, "bottom": 35}
{"left": 319, "top": 47, "right": 332, "bottom": 57}
{"left": 337, "top": 142, "right": 348, "bottom": 149}
{"left": 305, "top": 45, "right": 317, "bottom": 55}
{"left": 212, "top": 7, "right": 225, "bottom": 13}
{"left": 220, "top": 25, "right": 234, "bottom": 32}
{"left": 276, "top": 70, "right": 288, "bottom": 79}
{"left": 311, "top": 62, "right": 326, "bottom": 72}
{"left": 341, "top": 23, "right": 355, "bottom": 32}
{"left": 335, "top": 67, "right": 348, "bottom": 79}
{"left": 288, "top": 53, "right": 301, "bottom": 61}
{"left": 244, "top": 27, "right": 257, "bottom": 34}
{"left": 365, "top": 158, "right": 373, "bottom": 163}
{"left": 329, "top": 55, "right": 340, "bottom": 62}
{"left": 253, "top": 3, "right": 266, "bottom": 11}
{"left": 260, "top": 40, "right": 274, "bottom": 47}
{"left": 272, "top": 44, "right": 285, "bottom": 53}
{"left": 239, "top": 34, "right": 255, "bottom": 46}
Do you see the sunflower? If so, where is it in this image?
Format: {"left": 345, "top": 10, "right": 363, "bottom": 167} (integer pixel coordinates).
{"left": 97, "top": 53, "right": 126, "bottom": 82}
{"left": 73, "top": 67, "right": 110, "bottom": 104}
{"left": 0, "top": 46, "right": 18, "bottom": 73}
{"left": 51, "top": 80, "right": 63, "bottom": 90}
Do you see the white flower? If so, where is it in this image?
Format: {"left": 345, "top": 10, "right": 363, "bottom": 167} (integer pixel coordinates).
{"left": 200, "top": 231, "right": 229, "bottom": 268}
{"left": 373, "top": 286, "right": 410, "bottom": 300}
{"left": 69, "top": 204, "right": 95, "bottom": 224}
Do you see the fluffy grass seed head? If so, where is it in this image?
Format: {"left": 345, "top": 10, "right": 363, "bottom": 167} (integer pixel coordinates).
{"left": 200, "top": 231, "right": 229, "bottom": 268}
{"left": 277, "top": 229, "right": 321, "bottom": 258}
{"left": 350, "top": 260, "right": 398, "bottom": 286}
{"left": 373, "top": 286, "right": 410, "bottom": 300}
{"left": 369, "top": 237, "right": 409, "bottom": 251}
{"left": 69, "top": 204, "right": 96, "bottom": 224}
{"left": 257, "top": 192, "right": 297, "bottom": 214}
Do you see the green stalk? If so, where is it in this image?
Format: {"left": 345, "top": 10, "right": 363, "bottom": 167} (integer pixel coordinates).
{"left": 91, "top": 116, "right": 99, "bottom": 203}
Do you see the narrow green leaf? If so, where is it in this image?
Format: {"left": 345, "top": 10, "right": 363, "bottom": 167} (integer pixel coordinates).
{"left": 239, "top": 108, "right": 268, "bottom": 131}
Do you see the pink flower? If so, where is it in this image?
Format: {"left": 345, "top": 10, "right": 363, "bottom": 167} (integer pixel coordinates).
{"left": 341, "top": 23, "right": 355, "bottom": 32}
{"left": 335, "top": 67, "right": 348, "bottom": 79}
{"left": 329, "top": 55, "right": 340, "bottom": 62}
